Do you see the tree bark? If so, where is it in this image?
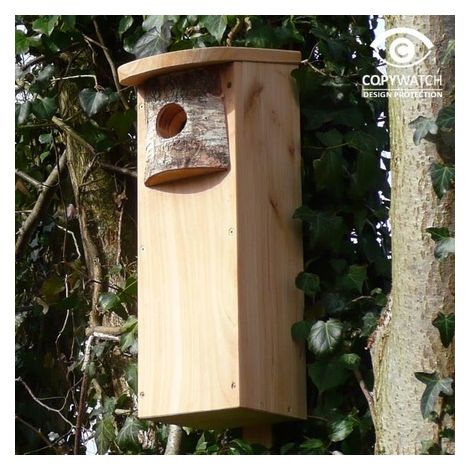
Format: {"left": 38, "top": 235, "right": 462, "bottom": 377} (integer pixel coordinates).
{"left": 164, "top": 425, "right": 183, "bottom": 455}
{"left": 371, "top": 15, "right": 454, "bottom": 454}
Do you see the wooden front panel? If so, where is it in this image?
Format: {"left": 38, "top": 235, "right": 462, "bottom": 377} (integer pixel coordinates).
{"left": 143, "top": 66, "right": 230, "bottom": 186}
{"left": 137, "top": 67, "right": 240, "bottom": 420}
{"left": 233, "top": 62, "right": 306, "bottom": 420}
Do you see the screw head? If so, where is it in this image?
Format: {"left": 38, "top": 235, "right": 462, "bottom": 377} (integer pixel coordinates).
{"left": 228, "top": 227, "right": 235, "bottom": 236}
{"left": 139, "top": 391, "right": 145, "bottom": 398}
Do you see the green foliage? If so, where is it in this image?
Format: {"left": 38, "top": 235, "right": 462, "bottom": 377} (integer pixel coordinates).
{"left": 116, "top": 416, "right": 147, "bottom": 453}
{"left": 15, "top": 14, "right": 391, "bottom": 455}
{"left": 409, "top": 116, "right": 438, "bottom": 145}
{"left": 95, "top": 414, "right": 117, "bottom": 454}
{"left": 436, "top": 104, "right": 454, "bottom": 130}
{"left": 295, "top": 271, "right": 320, "bottom": 297}
{"left": 414, "top": 372, "right": 454, "bottom": 419}
{"left": 426, "top": 227, "right": 455, "bottom": 260}
{"left": 432, "top": 312, "right": 455, "bottom": 348}
{"left": 308, "top": 319, "right": 343, "bottom": 356}
{"left": 430, "top": 163, "right": 454, "bottom": 199}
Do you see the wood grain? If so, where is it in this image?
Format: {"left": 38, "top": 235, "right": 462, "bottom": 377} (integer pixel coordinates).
{"left": 118, "top": 47, "right": 301, "bottom": 86}
{"left": 135, "top": 56, "right": 305, "bottom": 429}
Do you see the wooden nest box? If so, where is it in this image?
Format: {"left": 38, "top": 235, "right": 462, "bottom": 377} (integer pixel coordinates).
{"left": 118, "top": 47, "right": 306, "bottom": 429}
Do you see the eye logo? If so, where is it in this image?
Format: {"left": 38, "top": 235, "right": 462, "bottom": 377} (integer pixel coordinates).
{"left": 371, "top": 27, "right": 434, "bottom": 68}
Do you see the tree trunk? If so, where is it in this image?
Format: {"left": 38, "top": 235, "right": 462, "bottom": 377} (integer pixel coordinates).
{"left": 371, "top": 16, "right": 454, "bottom": 454}
{"left": 58, "top": 82, "right": 128, "bottom": 328}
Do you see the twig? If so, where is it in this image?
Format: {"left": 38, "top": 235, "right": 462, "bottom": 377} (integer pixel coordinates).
{"left": 15, "top": 151, "right": 67, "bottom": 258}
{"left": 55, "top": 274, "right": 71, "bottom": 352}
{"left": 93, "top": 332, "right": 120, "bottom": 341}
{"left": 56, "top": 226, "right": 81, "bottom": 259}
{"left": 52, "top": 74, "right": 99, "bottom": 88}
{"left": 306, "top": 415, "right": 329, "bottom": 423}
{"left": 99, "top": 162, "right": 137, "bottom": 178}
{"left": 226, "top": 17, "right": 242, "bottom": 46}
{"left": 15, "top": 169, "right": 43, "bottom": 190}
{"left": 52, "top": 116, "right": 95, "bottom": 153}
{"left": 74, "top": 373, "right": 90, "bottom": 455}
{"left": 165, "top": 425, "right": 183, "bottom": 455}
{"left": 15, "top": 415, "right": 58, "bottom": 453}
{"left": 21, "top": 55, "right": 46, "bottom": 71}
{"left": 85, "top": 325, "right": 125, "bottom": 336}
{"left": 92, "top": 19, "right": 130, "bottom": 111}
{"left": 15, "top": 377, "right": 75, "bottom": 428}
{"left": 353, "top": 368, "right": 375, "bottom": 414}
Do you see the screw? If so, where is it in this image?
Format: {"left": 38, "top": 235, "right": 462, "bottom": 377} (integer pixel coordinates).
{"left": 231, "top": 382, "right": 236, "bottom": 389}
{"left": 228, "top": 227, "right": 235, "bottom": 236}
{"left": 139, "top": 104, "right": 144, "bottom": 109}
{"left": 139, "top": 391, "right": 145, "bottom": 398}
{"left": 140, "top": 245, "right": 145, "bottom": 252}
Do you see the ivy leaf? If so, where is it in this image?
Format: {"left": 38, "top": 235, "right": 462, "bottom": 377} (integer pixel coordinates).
{"left": 409, "top": 116, "right": 438, "bottom": 145}
{"left": 291, "top": 320, "right": 312, "bottom": 342}
{"left": 15, "top": 30, "right": 30, "bottom": 55}
{"left": 116, "top": 416, "right": 146, "bottom": 452}
{"left": 99, "top": 292, "right": 121, "bottom": 312}
{"left": 37, "top": 64, "right": 55, "bottom": 82}
{"left": 313, "top": 148, "right": 344, "bottom": 190}
{"left": 435, "top": 237, "right": 455, "bottom": 260}
{"left": 120, "top": 316, "right": 138, "bottom": 352}
{"left": 200, "top": 16, "right": 228, "bottom": 42}
{"left": 293, "top": 206, "right": 344, "bottom": 251}
{"left": 133, "top": 22, "right": 172, "bottom": 59}
{"left": 432, "top": 312, "right": 455, "bottom": 348}
{"left": 415, "top": 372, "right": 454, "bottom": 419}
{"left": 79, "top": 89, "right": 109, "bottom": 117}
{"left": 295, "top": 272, "right": 320, "bottom": 297}
{"left": 118, "top": 16, "right": 134, "bottom": 37}
{"left": 32, "top": 16, "right": 60, "bottom": 36}
{"left": 426, "top": 227, "right": 450, "bottom": 241}
{"left": 436, "top": 104, "right": 454, "bottom": 130}
{"left": 340, "top": 353, "right": 360, "bottom": 370}
{"left": 126, "top": 363, "right": 138, "bottom": 393}
{"left": 16, "top": 101, "right": 32, "bottom": 125}
{"left": 430, "top": 163, "right": 454, "bottom": 199}
{"left": 31, "top": 96, "right": 57, "bottom": 120}
{"left": 329, "top": 416, "right": 356, "bottom": 442}
{"left": 142, "top": 15, "right": 178, "bottom": 32}
{"left": 308, "top": 319, "right": 343, "bottom": 356}
{"left": 316, "top": 129, "right": 343, "bottom": 147}
{"left": 94, "top": 414, "right": 117, "bottom": 455}
{"left": 360, "top": 312, "right": 378, "bottom": 337}
{"left": 307, "top": 358, "right": 350, "bottom": 392}
{"left": 299, "top": 438, "right": 325, "bottom": 454}
{"left": 426, "top": 227, "right": 455, "bottom": 260}
{"left": 341, "top": 265, "right": 367, "bottom": 293}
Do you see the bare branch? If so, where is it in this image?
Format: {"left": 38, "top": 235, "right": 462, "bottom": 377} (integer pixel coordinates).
{"left": 15, "top": 169, "right": 43, "bottom": 190}
{"left": 353, "top": 368, "right": 375, "bottom": 416}
{"left": 15, "top": 415, "right": 59, "bottom": 454}
{"left": 15, "top": 377, "right": 75, "bottom": 429}
{"left": 99, "top": 162, "right": 137, "bottom": 178}
{"left": 52, "top": 116, "right": 95, "bottom": 153}
{"left": 15, "top": 151, "right": 67, "bottom": 258}
{"left": 92, "top": 19, "right": 130, "bottom": 111}
{"left": 164, "top": 425, "right": 183, "bottom": 455}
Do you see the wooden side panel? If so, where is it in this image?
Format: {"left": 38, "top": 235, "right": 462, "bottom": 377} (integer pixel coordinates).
{"left": 233, "top": 62, "right": 306, "bottom": 420}
{"left": 137, "top": 67, "right": 240, "bottom": 421}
